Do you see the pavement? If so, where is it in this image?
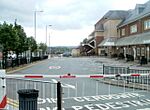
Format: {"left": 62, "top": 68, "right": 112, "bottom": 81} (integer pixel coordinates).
{"left": 94, "top": 56, "right": 150, "bottom": 70}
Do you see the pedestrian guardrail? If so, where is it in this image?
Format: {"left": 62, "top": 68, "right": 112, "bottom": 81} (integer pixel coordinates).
{"left": 1, "top": 68, "right": 150, "bottom": 110}
{"left": 103, "top": 65, "right": 150, "bottom": 85}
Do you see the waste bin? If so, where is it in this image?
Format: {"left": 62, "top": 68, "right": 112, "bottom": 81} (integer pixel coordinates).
{"left": 17, "top": 89, "right": 39, "bottom": 110}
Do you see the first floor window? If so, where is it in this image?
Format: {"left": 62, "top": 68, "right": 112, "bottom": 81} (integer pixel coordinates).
{"left": 121, "top": 28, "right": 125, "bottom": 36}
{"left": 130, "top": 24, "right": 137, "bottom": 34}
{"left": 144, "top": 19, "right": 150, "bottom": 30}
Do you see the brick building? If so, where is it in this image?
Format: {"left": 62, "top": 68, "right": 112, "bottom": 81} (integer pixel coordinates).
{"left": 80, "top": 0, "right": 150, "bottom": 63}
{"left": 116, "top": 1, "right": 150, "bottom": 62}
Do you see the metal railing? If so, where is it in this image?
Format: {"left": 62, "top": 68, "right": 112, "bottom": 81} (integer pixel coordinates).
{"left": 6, "top": 78, "right": 57, "bottom": 110}
{"left": 103, "top": 65, "right": 150, "bottom": 85}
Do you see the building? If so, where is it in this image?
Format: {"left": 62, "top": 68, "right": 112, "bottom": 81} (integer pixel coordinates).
{"left": 97, "top": 10, "right": 129, "bottom": 57}
{"left": 72, "top": 48, "right": 80, "bottom": 57}
{"left": 80, "top": 0, "right": 150, "bottom": 64}
{"left": 80, "top": 31, "right": 104, "bottom": 56}
{"left": 116, "top": 1, "right": 150, "bottom": 63}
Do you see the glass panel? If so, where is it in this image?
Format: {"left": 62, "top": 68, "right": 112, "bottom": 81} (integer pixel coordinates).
{"left": 144, "top": 19, "right": 150, "bottom": 30}
{"left": 121, "top": 28, "right": 125, "bottom": 36}
{"left": 130, "top": 24, "right": 137, "bottom": 33}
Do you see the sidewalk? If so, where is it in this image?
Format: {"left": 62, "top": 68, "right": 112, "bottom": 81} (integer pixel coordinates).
{"left": 96, "top": 57, "right": 150, "bottom": 70}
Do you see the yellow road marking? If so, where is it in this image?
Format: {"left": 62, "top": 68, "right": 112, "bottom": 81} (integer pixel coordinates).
{"left": 7, "top": 98, "right": 19, "bottom": 108}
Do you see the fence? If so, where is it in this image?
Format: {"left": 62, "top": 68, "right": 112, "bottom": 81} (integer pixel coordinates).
{"left": 1, "top": 66, "right": 150, "bottom": 110}
{"left": 6, "top": 78, "right": 58, "bottom": 110}
{"left": 103, "top": 65, "right": 150, "bottom": 85}
{"left": 0, "top": 55, "right": 48, "bottom": 69}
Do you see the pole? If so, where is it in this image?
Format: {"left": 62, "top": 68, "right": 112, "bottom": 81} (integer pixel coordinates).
{"left": 34, "top": 10, "right": 43, "bottom": 41}
{"left": 57, "top": 82, "right": 62, "bottom": 110}
{"left": 49, "top": 33, "right": 52, "bottom": 58}
{"left": 34, "top": 11, "right": 36, "bottom": 40}
{"left": 46, "top": 25, "right": 47, "bottom": 45}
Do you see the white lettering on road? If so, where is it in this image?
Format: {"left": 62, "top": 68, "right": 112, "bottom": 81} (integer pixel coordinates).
{"left": 39, "top": 98, "right": 150, "bottom": 110}
{"left": 72, "top": 106, "right": 83, "bottom": 110}
{"left": 84, "top": 104, "right": 99, "bottom": 110}
{"left": 95, "top": 104, "right": 110, "bottom": 110}
{"left": 39, "top": 107, "right": 65, "bottom": 110}
{"left": 38, "top": 92, "right": 150, "bottom": 110}
{"left": 73, "top": 92, "right": 144, "bottom": 102}
{"left": 38, "top": 98, "right": 64, "bottom": 104}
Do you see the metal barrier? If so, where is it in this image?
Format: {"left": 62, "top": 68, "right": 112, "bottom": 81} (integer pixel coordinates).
{"left": 103, "top": 65, "right": 150, "bottom": 75}
{"left": 5, "top": 74, "right": 150, "bottom": 109}
{"left": 6, "top": 77, "right": 58, "bottom": 110}
{"left": 1, "top": 67, "right": 150, "bottom": 110}
{"left": 103, "top": 65, "right": 150, "bottom": 84}
{"left": 103, "top": 65, "right": 128, "bottom": 75}
{"left": 0, "top": 70, "right": 6, "bottom": 109}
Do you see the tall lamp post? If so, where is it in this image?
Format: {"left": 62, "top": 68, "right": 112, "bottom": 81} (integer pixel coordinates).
{"left": 34, "top": 10, "right": 43, "bottom": 40}
{"left": 48, "top": 25, "right": 52, "bottom": 58}
{"left": 46, "top": 25, "right": 52, "bottom": 45}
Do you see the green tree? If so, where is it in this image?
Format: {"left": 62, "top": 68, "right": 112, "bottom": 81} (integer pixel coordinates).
{"left": 26, "top": 37, "right": 37, "bottom": 62}
{"left": 0, "top": 22, "right": 19, "bottom": 68}
{"left": 14, "top": 22, "right": 28, "bottom": 65}
{"left": 27, "top": 37, "right": 37, "bottom": 52}
{"left": 38, "top": 43, "right": 47, "bottom": 55}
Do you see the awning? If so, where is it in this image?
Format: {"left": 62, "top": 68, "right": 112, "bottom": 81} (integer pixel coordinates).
{"left": 116, "top": 32, "right": 150, "bottom": 46}
{"left": 98, "top": 37, "right": 117, "bottom": 47}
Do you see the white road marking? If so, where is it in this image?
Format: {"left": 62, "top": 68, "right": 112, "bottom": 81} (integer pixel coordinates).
{"left": 51, "top": 79, "right": 58, "bottom": 83}
{"left": 51, "top": 79, "right": 76, "bottom": 89}
{"left": 137, "top": 108, "right": 150, "bottom": 110}
{"left": 63, "top": 84, "right": 76, "bottom": 89}
{"left": 49, "top": 66, "right": 61, "bottom": 70}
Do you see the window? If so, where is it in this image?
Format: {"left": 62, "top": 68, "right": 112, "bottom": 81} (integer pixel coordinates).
{"left": 130, "top": 24, "right": 137, "bottom": 33}
{"left": 144, "top": 19, "right": 150, "bottom": 30}
{"left": 137, "top": 48, "right": 140, "bottom": 56}
{"left": 121, "top": 28, "right": 125, "bottom": 36}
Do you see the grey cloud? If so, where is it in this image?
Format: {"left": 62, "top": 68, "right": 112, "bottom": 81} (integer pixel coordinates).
{"left": 41, "top": 0, "right": 111, "bottom": 30}
{"left": 0, "top": 0, "right": 115, "bottom": 30}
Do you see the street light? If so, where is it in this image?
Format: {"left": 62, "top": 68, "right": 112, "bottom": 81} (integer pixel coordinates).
{"left": 46, "top": 25, "right": 52, "bottom": 45}
{"left": 48, "top": 25, "right": 52, "bottom": 58}
{"left": 34, "top": 10, "right": 43, "bottom": 40}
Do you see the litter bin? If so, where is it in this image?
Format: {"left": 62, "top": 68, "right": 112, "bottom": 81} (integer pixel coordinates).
{"left": 17, "top": 89, "right": 39, "bottom": 110}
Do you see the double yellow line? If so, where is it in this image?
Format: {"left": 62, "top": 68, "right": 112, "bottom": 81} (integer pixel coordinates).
{"left": 7, "top": 98, "right": 19, "bottom": 108}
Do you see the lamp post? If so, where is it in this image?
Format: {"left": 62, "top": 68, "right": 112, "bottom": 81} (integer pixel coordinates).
{"left": 48, "top": 25, "right": 52, "bottom": 58}
{"left": 46, "top": 25, "right": 52, "bottom": 45}
{"left": 34, "top": 10, "right": 43, "bottom": 40}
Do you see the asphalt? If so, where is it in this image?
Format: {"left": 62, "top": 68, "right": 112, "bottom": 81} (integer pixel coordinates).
{"left": 6, "top": 59, "right": 47, "bottom": 74}
{"left": 5, "top": 57, "right": 150, "bottom": 110}
{"left": 6, "top": 56, "right": 150, "bottom": 74}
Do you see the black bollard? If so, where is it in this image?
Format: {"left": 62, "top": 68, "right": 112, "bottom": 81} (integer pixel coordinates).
{"left": 17, "top": 89, "right": 39, "bottom": 110}
{"left": 57, "top": 82, "right": 62, "bottom": 110}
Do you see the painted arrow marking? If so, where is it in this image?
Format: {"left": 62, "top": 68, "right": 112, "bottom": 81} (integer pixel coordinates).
{"left": 51, "top": 79, "right": 76, "bottom": 89}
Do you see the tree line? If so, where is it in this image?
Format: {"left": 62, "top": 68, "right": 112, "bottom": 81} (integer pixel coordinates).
{"left": 0, "top": 21, "right": 47, "bottom": 68}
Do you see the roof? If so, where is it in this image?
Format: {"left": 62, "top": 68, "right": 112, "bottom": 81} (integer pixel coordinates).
{"left": 98, "top": 37, "right": 117, "bottom": 47}
{"left": 116, "top": 32, "right": 150, "bottom": 46}
{"left": 95, "top": 24, "right": 104, "bottom": 32}
{"left": 102, "top": 10, "right": 129, "bottom": 20}
{"left": 89, "top": 31, "right": 94, "bottom": 37}
{"left": 118, "top": 0, "right": 150, "bottom": 27}
{"left": 95, "top": 10, "right": 129, "bottom": 31}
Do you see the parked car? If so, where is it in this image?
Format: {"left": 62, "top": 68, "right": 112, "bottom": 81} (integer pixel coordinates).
{"left": 63, "top": 52, "right": 71, "bottom": 57}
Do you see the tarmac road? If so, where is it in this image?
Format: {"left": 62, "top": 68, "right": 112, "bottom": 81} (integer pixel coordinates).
{"left": 6, "top": 57, "right": 150, "bottom": 110}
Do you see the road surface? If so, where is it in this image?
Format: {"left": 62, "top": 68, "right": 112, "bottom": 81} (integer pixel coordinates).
{"left": 6, "top": 57, "right": 150, "bottom": 110}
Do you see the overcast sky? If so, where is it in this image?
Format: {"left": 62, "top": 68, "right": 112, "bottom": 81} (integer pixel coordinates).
{"left": 0, "top": 0, "right": 148, "bottom": 46}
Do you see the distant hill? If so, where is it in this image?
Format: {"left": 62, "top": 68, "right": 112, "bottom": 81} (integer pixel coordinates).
{"left": 47, "top": 46, "right": 77, "bottom": 54}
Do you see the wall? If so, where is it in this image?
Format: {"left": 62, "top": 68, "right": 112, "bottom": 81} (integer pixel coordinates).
{"left": 103, "top": 20, "right": 122, "bottom": 38}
